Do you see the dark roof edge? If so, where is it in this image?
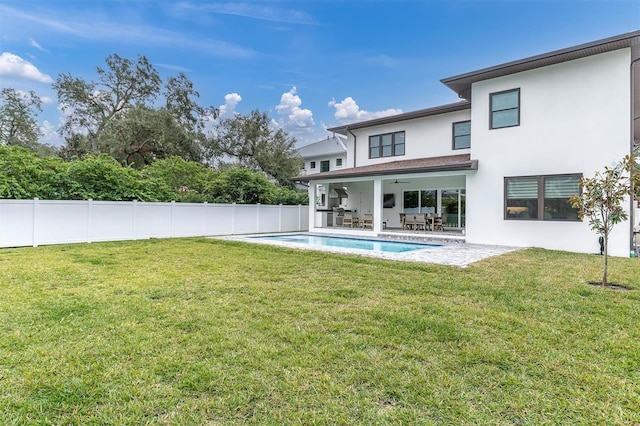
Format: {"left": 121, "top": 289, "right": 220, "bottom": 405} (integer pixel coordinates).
{"left": 293, "top": 159, "right": 478, "bottom": 182}
{"left": 441, "top": 30, "right": 640, "bottom": 93}
{"left": 327, "top": 101, "right": 471, "bottom": 135}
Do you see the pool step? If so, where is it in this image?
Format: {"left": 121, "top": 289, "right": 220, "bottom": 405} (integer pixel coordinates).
{"left": 377, "top": 232, "right": 466, "bottom": 245}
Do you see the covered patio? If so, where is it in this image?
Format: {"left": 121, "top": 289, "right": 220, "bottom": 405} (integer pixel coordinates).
{"left": 297, "top": 154, "right": 478, "bottom": 240}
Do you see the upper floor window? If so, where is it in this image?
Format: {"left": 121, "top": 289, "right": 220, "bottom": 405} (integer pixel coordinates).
{"left": 310, "top": 161, "right": 316, "bottom": 169}
{"left": 452, "top": 121, "right": 471, "bottom": 149}
{"left": 490, "top": 88, "right": 520, "bottom": 129}
{"left": 505, "top": 174, "right": 581, "bottom": 221}
{"left": 369, "top": 131, "right": 405, "bottom": 159}
{"left": 336, "top": 158, "right": 343, "bottom": 167}
{"left": 320, "top": 160, "right": 330, "bottom": 172}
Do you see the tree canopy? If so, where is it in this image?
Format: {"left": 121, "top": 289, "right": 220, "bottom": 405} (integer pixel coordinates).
{"left": 208, "top": 110, "right": 303, "bottom": 187}
{"left": 1, "top": 53, "right": 307, "bottom": 197}
{"left": 0, "top": 146, "right": 307, "bottom": 205}
{"left": 53, "top": 54, "right": 215, "bottom": 168}
{"left": 0, "top": 88, "right": 54, "bottom": 156}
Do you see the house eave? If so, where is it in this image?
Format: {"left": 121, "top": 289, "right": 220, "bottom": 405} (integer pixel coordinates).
{"left": 293, "top": 158, "right": 478, "bottom": 182}
{"left": 441, "top": 30, "right": 640, "bottom": 100}
{"left": 327, "top": 101, "right": 471, "bottom": 135}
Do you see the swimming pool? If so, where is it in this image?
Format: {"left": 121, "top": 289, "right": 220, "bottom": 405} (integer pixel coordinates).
{"left": 250, "top": 234, "right": 441, "bottom": 253}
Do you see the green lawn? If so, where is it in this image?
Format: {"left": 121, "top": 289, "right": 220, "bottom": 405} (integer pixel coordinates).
{"left": 0, "top": 238, "right": 639, "bottom": 425}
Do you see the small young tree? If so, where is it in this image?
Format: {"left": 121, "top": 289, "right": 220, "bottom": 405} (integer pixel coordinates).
{"left": 570, "top": 155, "right": 638, "bottom": 286}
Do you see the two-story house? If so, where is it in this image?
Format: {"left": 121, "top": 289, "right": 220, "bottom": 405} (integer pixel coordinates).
{"left": 297, "top": 135, "right": 347, "bottom": 176}
{"left": 296, "top": 31, "right": 640, "bottom": 256}
{"left": 297, "top": 136, "right": 348, "bottom": 224}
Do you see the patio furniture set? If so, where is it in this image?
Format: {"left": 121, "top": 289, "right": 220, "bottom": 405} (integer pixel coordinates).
{"left": 342, "top": 213, "right": 374, "bottom": 229}
{"left": 399, "top": 213, "right": 444, "bottom": 232}
{"left": 340, "top": 212, "right": 446, "bottom": 232}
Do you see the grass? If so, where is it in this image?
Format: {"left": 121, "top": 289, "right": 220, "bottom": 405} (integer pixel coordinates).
{"left": 0, "top": 238, "right": 639, "bottom": 425}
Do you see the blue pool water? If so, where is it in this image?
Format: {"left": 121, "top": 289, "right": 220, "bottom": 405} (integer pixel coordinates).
{"left": 251, "top": 234, "right": 440, "bottom": 253}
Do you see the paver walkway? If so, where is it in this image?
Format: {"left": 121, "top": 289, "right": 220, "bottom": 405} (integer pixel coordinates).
{"left": 217, "top": 234, "right": 521, "bottom": 267}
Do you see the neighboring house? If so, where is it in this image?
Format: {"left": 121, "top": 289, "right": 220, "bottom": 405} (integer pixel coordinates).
{"left": 296, "top": 136, "right": 348, "bottom": 211}
{"left": 295, "top": 31, "right": 640, "bottom": 257}
{"left": 297, "top": 135, "right": 348, "bottom": 175}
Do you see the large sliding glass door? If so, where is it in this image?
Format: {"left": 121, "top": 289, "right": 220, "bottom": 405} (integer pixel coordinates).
{"left": 441, "top": 189, "right": 465, "bottom": 228}
{"left": 402, "top": 188, "right": 465, "bottom": 228}
{"left": 403, "top": 190, "right": 437, "bottom": 214}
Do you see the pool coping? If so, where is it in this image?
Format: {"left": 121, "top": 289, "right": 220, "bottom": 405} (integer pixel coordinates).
{"left": 213, "top": 232, "right": 522, "bottom": 267}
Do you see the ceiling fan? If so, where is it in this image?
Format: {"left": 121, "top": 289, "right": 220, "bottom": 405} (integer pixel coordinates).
{"left": 390, "top": 179, "right": 410, "bottom": 184}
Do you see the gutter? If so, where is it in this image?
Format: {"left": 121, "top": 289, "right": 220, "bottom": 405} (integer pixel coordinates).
{"left": 347, "top": 127, "right": 357, "bottom": 168}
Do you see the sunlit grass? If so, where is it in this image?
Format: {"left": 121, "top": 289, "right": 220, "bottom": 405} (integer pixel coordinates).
{"left": 0, "top": 238, "right": 639, "bottom": 424}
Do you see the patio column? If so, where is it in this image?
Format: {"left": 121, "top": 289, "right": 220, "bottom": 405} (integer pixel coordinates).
{"left": 373, "top": 178, "right": 383, "bottom": 233}
{"left": 308, "top": 183, "right": 317, "bottom": 230}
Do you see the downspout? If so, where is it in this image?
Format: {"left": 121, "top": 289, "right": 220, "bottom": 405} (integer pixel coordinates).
{"left": 630, "top": 51, "right": 640, "bottom": 253}
{"left": 347, "top": 127, "right": 357, "bottom": 168}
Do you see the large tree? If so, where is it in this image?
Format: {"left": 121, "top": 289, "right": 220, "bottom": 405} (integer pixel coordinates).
{"left": 0, "top": 88, "right": 43, "bottom": 149}
{"left": 97, "top": 105, "right": 204, "bottom": 168}
{"left": 54, "top": 54, "right": 161, "bottom": 153}
{"left": 208, "top": 110, "right": 303, "bottom": 187}
{"left": 54, "top": 54, "right": 214, "bottom": 164}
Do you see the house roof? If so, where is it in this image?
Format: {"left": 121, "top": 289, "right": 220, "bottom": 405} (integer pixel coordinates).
{"left": 296, "top": 136, "right": 347, "bottom": 158}
{"left": 293, "top": 154, "right": 477, "bottom": 182}
{"left": 441, "top": 30, "right": 640, "bottom": 100}
{"left": 326, "top": 101, "right": 471, "bottom": 135}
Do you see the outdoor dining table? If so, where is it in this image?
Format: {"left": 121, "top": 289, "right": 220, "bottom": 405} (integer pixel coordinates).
{"left": 400, "top": 213, "right": 439, "bottom": 231}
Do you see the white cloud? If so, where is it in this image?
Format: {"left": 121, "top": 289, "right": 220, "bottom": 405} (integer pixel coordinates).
{"left": 39, "top": 120, "right": 64, "bottom": 146}
{"left": 0, "top": 5, "right": 254, "bottom": 59}
{"left": 40, "top": 96, "right": 54, "bottom": 104}
{"left": 155, "top": 63, "right": 192, "bottom": 73}
{"left": 0, "top": 52, "right": 52, "bottom": 83}
{"left": 275, "top": 87, "right": 314, "bottom": 134}
{"left": 329, "top": 97, "right": 403, "bottom": 123}
{"left": 218, "top": 93, "right": 242, "bottom": 118}
{"left": 29, "top": 37, "right": 46, "bottom": 52}
{"left": 178, "top": 2, "right": 317, "bottom": 25}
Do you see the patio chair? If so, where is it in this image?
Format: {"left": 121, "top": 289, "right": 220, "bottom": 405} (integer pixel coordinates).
{"left": 400, "top": 213, "right": 407, "bottom": 230}
{"left": 362, "top": 214, "right": 374, "bottom": 229}
{"left": 414, "top": 213, "right": 427, "bottom": 231}
{"left": 343, "top": 213, "right": 354, "bottom": 228}
{"left": 405, "top": 214, "right": 417, "bottom": 230}
{"left": 433, "top": 215, "right": 444, "bottom": 232}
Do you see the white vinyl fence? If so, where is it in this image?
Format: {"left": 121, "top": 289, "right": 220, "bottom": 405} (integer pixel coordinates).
{"left": 0, "top": 199, "right": 309, "bottom": 248}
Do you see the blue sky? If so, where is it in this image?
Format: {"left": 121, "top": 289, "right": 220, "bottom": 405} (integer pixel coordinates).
{"left": 0, "top": 0, "right": 638, "bottom": 147}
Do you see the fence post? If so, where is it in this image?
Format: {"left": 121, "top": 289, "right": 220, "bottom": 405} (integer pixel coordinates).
{"left": 87, "top": 199, "right": 93, "bottom": 243}
{"left": 203, "top": 202, "right": 208, "bottom": 237}
{"left": 298, "top": 204, "right": 302, "bottom": 232}
{"left": 170, "top": 201, "right": 175, "bottom": 238}
{"left": 132, "top": 200, "right": 137, "bottom": 240}
{"left": 256, "top": 203, "right": 261, "bottom": 233}
{"left": 278, "top": 204, "right": 282, "bottom": 232}
{"left": 231, "top": 203, "right": 236, "bottom": 235}
{"left": 32, "top": 198, "right": 39, "bottom": 247}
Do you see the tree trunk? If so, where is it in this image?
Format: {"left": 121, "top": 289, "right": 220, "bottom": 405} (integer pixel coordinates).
{"left": 602, "top": 235, "right": 608, "bottom": 286}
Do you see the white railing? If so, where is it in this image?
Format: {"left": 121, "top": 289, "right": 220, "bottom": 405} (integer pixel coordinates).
{"left": 0, "top": 199, "right": 309, "bottom": 248}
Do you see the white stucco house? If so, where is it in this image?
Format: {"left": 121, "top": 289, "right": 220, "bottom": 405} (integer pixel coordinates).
{"left": 295, "top": 31, "right": 640, "bottom": 257}
{"left": 297, "top": 135, "right": 347, "bottom": 176}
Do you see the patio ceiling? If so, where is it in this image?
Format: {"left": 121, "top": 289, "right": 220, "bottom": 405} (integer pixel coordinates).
{"left": 293, "top": 154, "right": 477, "bottom": 182}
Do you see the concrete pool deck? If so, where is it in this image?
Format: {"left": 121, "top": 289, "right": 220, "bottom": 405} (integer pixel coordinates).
{"left": 216, "top": 233, "right": 522, "bottom": 267}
